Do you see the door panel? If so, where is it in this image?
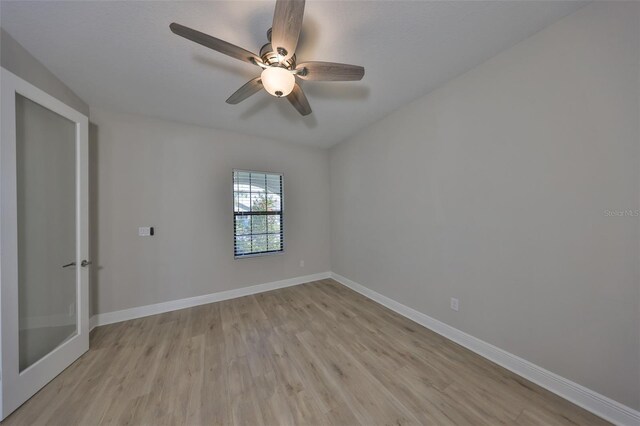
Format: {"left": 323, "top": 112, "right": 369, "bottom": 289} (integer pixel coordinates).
{"left": 16, "top": 94, "right": 78, "bottom": 372}
{"left": 1, "top": 68, "right": 89, "bottom": 419}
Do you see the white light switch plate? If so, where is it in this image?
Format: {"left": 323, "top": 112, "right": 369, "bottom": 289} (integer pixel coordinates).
{"left": 138, "top": 226, "right": 152, "bottom": 237}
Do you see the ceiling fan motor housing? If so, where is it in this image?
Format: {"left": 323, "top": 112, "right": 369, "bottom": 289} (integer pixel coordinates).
{"left": 261, "top": 29, "right": 297, "bottom": 69}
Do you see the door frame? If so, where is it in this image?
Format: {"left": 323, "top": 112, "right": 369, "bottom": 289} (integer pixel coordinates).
{"left": 0, "top": 67, "right": 89, "bottom": 419}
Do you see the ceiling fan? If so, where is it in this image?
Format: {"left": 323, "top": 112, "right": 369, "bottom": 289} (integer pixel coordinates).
{"left": 170, "top": 0, "right": 364, "bottom": 116}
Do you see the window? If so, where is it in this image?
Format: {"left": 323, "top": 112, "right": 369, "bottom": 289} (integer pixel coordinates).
{"left": 233, "top": 170, "right": 283, "bottom": 258}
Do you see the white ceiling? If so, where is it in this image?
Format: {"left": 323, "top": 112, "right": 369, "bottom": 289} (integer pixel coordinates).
{"left": 1, "top": 0, "right": 585, "bottom": 148}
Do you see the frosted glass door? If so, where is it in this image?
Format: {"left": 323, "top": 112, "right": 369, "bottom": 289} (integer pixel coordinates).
{"left": 1, "top": 68, "right": 89, "bottom": 420}
{"left": 16, "top": 94, "right": 77, "bottom": 372}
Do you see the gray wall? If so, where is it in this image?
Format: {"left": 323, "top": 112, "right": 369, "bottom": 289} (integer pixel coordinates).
{"left": 90, "top": 107, "right": 330, "bottom": 316}
{"left": 330, "top": 1, "right": 639, "bottom": 410}
{"left": 1, "top": 28, "right": 88, "bottom": 116}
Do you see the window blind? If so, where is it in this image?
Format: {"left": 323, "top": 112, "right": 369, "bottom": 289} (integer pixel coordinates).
{"left": 233, "top": 170, "right": 284, "bottom": 258}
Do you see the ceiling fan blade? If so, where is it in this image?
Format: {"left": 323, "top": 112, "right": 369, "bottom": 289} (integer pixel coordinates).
{"left": 296, "top": 62, "right": 365, "bottom": 81}
{"left": 170, "top": 23, "right": 262, "bottom": 66}
{"left": 226, "top": 77, "right": 263, "bottom": 104}
{"left": 271, "top": 0, "right": 305, "bottom": 60}
{"left": 286, "top": 83, "right": 312, "bottom": 116}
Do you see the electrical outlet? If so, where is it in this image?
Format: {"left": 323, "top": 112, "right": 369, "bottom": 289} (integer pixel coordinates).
{"left": 69, "top": 302, "right": 75, "bottom": 317}
{"left": 450, "top": 297, "right": 459, "bottom": 312}
{"left": 299, "top": 260, "right": 305, "bottom": 268}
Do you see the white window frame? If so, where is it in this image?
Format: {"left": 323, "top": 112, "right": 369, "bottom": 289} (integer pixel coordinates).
{"left": 232, "top": 169, "right": 284, "bottom": 259}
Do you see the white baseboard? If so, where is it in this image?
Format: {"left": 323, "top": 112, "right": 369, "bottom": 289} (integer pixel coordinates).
{"left": 89, "top": 271, "right": 331, "bottom": 331}
{"left": 330, "top": 272, "right": 640, "bottom": 426}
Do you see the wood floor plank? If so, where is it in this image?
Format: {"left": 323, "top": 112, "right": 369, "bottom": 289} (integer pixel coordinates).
{"left": 2, "top": 279, "right": 609, "bottom": 426}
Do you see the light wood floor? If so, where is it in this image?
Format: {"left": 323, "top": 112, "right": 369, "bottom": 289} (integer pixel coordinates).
{"left": 3, "top": 279, "right": 608, "bottom": 425}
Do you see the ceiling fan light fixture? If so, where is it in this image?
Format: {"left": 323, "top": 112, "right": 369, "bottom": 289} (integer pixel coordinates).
{"left": 170, "top": 0, "right": 364, "bottom": 116}
{"left": 261, "top": 66, "right": 295, "bottom": 97}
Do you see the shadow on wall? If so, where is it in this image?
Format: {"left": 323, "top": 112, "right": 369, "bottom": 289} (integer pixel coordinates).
{"left": 89, "top": 122, "right": 100, "bottom": 318}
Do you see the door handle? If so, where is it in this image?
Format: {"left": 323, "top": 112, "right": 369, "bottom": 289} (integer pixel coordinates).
{"left": 81, "top": 260, "right": 92, "bottom": 267}
{"left": 62, "top": 262, "right": 76, "bottom": 268}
